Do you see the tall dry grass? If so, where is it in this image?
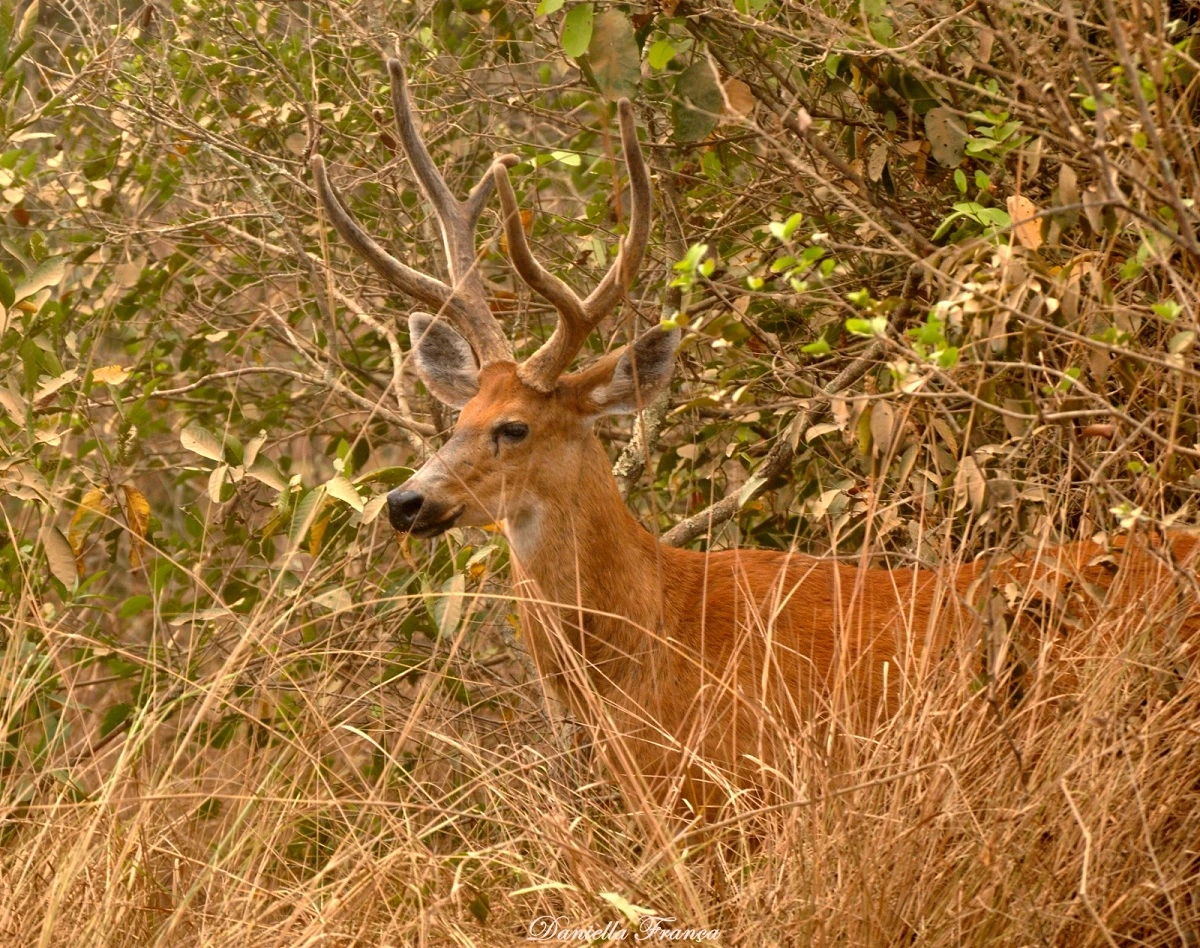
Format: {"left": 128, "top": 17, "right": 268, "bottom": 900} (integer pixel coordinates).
{"left": 2, "top": 524, "right": 1197, "bottom": 945}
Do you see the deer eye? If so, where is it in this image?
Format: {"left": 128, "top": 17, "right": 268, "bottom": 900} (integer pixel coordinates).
{"left": 494, "top": 421, "right": 529, "bottom": 446}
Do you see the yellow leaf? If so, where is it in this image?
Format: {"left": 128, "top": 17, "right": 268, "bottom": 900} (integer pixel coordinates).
{"left": 69, "top": 488, "right": 110, "bottom": 576}
{"left": 92, "top": 364, "right": 130, "bottom": 385}
{"left": 309, "top": 504, "right": 332, "bottom": 556}
{"left": 122, "top": 484, "right": 151, "bottom": 568}
{"left": 722, "top": 77, "right": 754, "bottom": 121}
{"left": 1006, "top": 195, "right": 1042, "bottom": 251}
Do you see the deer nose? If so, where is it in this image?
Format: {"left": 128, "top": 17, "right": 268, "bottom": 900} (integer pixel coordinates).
{"left": 387, "top": 489, "right": 425, "bottom": 532}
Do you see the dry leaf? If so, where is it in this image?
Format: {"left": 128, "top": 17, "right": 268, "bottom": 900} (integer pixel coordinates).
{"left": 924, "top": 107, "right": 967, "bottom": 167}
{"left": 122, "top": 484, "right": 151, "bottom": 568}
{"left": 34, "top": 369, "right": 78, "bottom": 403}
{"left": 42, "top": 525, "right": 78, "bottom": 588}
{"left": 722, "top": 78, "right": 754, "bottom": 121}
{"left": 954, "top": 455, "right": 987, "bottom": 515}
{"left": 867, "top": 143, "right": 888, "bottom": 182}
{"left": 0, "top": 384, "right": 26, "bottom": 423}
{"left": 1081, "top": 187, "right": 1104, "bottom": 233}
{"left": 1023, "top": 137, "right": 1043, "bottom": 180}
{"left": 112, "top": 257, "right": 145, "bottom": 289}
{"left": 69, "top": 488, "right": 110, "bottom": 575}
{"left": 92, "top": 364, "right": 130, "bottom": 385}
{"left": 309, "top": 506, "right": 332, "bottom": 557}
{"left": 1006, "top": 195, "right": 1042, "bottom": 250}
{"left": 977, "top": 28, "right": 994, "bottom": 66}
{"left": 869, "top": 400, "right": 898, "bottom": 460}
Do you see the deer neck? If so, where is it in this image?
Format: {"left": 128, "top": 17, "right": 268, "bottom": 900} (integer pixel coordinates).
{"left": 503, "top": 433, "right": 669, "bottom": 644}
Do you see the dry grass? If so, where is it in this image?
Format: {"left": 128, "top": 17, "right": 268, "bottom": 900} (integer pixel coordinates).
{"left": 2, "top": 532, "right": 1197, "bottom": 946}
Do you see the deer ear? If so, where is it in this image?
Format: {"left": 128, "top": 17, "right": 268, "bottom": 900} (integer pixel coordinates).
{"left": 408, "top": 312, "right": 480, "bottom": 408}
{"left": 579, "top": 325, "right": 680, "bottom": 417}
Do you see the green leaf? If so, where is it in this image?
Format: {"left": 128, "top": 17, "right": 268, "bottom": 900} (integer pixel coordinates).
{"left": 802, "top": 338, "right": 831, "bottom": 355}
{"left": 648, "top": 39, "right": 676, "bottom": 70}
{"left": 908, "top": 314, "right": 944, "bottom": 347}
{"left": 13, "top": 256, "right": 66, "bottom": 304}
{"left": 180, "top": 424, "right": 226, "bottom": 463}
{"left": 768, "top": 212, "right": 803, "bottom": 242}
{"left": 354, "top": 466, "right": 414, "bottom": 488}
{"left": 246, "top": 455, "right": 287, "bottom": 491}
{"left": 325, "top": 475, "right": 364, "bottom": 513}
{"left": 672, "top": 61, "right": 722, "bottom": 142}
{"left": 100, "top": 702, "right": 132, "bottom": 739}
{"left": 935, "top": 346, "right": 959, "bottom": 368}
{"left": 118, "top": 595, "right": 153, "bottom": 619}
{"left": 977, "top": 207, "right": 1011, "bottom": 228}
{"left": 536, "top": 0, "right": 564, "bottom": 14}
{"left": 869, "top": 16, "right": 895, "bottom": 43}
{"left": 799, "top": 245, "right": 826, "bottom": 266}
{"left": 0, "top": 269, "right": 13, "bottom": 309}
{"left": 560, "top": 3, "right": 594, "bottom": 59}
{"left": 588, "top": 9, "right": 639, "bottom": 100}
{"left": 1152, "top": 300, "right": 1182, "bottom": 322}
{"left": 17, "top": 0, "right": 39, "bottom": 44}
{"left": 289, "top": 488, "right": 324, "bottom": 549}
{"left": 954, "top": 168, "right": 967, "bottom": 193}
{"left": 673, "top": 242, "right": 708, "bottom": 272}
{"left": 846, "top": 316, "right": 887, "bottom": 336}
{"left": 931, "top": 210, "right": 966, "bottom": 242}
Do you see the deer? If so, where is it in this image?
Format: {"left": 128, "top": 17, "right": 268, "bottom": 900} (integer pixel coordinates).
{"left": 312, "top": 60, "right": 1200, "bottom": 812}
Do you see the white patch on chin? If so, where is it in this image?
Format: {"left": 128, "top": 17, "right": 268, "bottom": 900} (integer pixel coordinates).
{"left": 504, "top": 507, "right": 541, "bottom": 564}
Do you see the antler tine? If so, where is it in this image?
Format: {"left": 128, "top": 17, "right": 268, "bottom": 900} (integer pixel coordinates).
{"left": 493, "top": 99, "right": 652, "bottom": 392}
{"left": 385, "top": 59, "right": 512, "bottom": 365}
{"left": 580, "top": 100, "right": 652, "bottom": 321}
{"left": 311, "top": 60, "right": 512, "bottom": 365}
{"left": 311, "top": 153, "right": 455, "bottom": 315}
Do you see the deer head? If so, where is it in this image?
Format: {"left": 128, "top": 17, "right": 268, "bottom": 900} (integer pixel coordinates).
{"left": 312, "top": 60, "right": 678, "bottom": 542}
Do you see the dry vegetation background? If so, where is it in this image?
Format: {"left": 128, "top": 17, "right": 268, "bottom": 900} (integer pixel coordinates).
{"left": 1, "top": 0, "right": 1199, "bottom": 943}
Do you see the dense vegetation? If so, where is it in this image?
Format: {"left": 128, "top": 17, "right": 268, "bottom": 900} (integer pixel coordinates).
{"left": 1, "top": 0, "right": 1198, "bottom": 943}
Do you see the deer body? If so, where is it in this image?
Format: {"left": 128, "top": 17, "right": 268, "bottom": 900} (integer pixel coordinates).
{"left": 313, "top": 61, "right": 1199, "bottom": 808}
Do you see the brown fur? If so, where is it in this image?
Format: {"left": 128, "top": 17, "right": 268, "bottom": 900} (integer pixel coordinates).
{"left": 409, "top": 363, "right": 1200, "bottom": 810}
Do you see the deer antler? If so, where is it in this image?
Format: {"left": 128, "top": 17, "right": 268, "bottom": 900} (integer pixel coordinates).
{"left": 311, "top": 59, "right": 513, "bottom": 366}
{"left": 492, "top": 99, "right": 651, "bottom": 392}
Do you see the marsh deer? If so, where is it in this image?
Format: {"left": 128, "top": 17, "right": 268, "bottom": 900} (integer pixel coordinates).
{"left": 313, "top": 61, "right": 1200, "bottom": 809}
